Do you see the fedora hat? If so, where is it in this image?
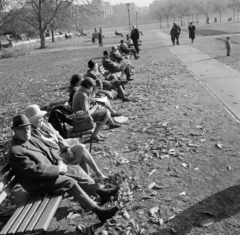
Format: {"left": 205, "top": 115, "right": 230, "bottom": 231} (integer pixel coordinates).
{"left": 24, "top": 104, "right": 47, "bottom": 123}
{"left": 12, "top": 114, "right": 32, "bottom": 129}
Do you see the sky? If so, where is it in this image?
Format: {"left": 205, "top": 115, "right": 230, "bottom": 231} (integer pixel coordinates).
{"left": 107, "top": 0, "right": 153, "bottom": 7}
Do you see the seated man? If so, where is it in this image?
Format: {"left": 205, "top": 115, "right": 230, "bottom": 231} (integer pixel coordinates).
{"left": 8, "top": 114, "right": 119, "bottom": 223}
{"left": 102, "top": 51, "right": 133, "bottom": 81}
{"left": 119, "top": 40, "right": 139, "bottom": 60}
{"left": 110, "top": 46, "right": 134, "bottom": 69}
{"left": 87, "top": 59, "right": 129, "bottom": 102}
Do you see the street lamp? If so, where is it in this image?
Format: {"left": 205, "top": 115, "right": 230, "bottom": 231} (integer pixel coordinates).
{"left": 136, "top": 11, "right": 138, "bottom": 28}
{"left": 125, "top": 3, "right": 131, "bottom": 32}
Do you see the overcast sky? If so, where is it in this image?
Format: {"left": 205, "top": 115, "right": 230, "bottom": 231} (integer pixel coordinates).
{"left": 107, "top": 0, "right": 153, "bottom": 7}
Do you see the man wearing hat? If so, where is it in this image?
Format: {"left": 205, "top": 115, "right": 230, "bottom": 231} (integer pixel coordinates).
{"left": 102, "top": 51, "right": 133, "bottom": 81}
{"left": 8, "top": 114, "right": 119, "bottom": 223}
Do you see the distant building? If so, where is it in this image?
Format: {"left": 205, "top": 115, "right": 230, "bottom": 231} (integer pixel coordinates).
{"left": 92, "top": 0, "right": 113, "bottom": 18}
{"left": 149, "top": 0, "right": 165, "bottom": 13}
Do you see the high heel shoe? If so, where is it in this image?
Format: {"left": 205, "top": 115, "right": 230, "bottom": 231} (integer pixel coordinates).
{"left": 95, "top": 175, "right": 109, "bottom": 181}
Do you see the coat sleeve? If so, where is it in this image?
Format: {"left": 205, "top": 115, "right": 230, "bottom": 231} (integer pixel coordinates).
{"left": 8, "top": 146, "right": 59, "bottom": 179}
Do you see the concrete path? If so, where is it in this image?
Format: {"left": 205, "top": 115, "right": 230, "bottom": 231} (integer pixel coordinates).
{"left": 157, "top": 31, "right": 240, "bottom": 121}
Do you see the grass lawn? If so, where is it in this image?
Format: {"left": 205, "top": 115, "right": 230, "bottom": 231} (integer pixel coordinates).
{"left": 1, "top": 22, "right": 240, "bottom": 234}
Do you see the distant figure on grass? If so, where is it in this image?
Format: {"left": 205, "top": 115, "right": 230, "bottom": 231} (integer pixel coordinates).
{"left": 225, "top": 36, "right": 232, "bottom": 56}
{"left": 130, "top": 25, "right": 140, "bottom": 54}
{"left": 188, "top": 22, "right": 196, "bottom": 43}
{"left": 170, "top": 23, "right": 181, "bottom": 46}
{"left": 98, "top": 27, "right": 103, "bottom": 47}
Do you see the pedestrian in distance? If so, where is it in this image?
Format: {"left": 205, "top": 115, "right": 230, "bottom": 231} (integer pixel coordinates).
{"left": 225, "top": 36, "right": 232, "bottom": 56}
{"left": 170, "top": 23, "right": 181, "bottom": 46}
{"left": 188, "top": 22, "right": 196, "bottom": 43}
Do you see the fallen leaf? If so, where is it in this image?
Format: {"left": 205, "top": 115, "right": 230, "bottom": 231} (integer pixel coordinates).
{"left": 180, "top": 192, "right": 186, "bottom": 196}
{"left": 168, "top": 214, "right": 176, "bottom": 221}
{"left": 149, "top": 206, "right": 159, "bottom": 218}
{"left": 181, "top": 163, "right": 188, "bottom": 168}
{"left": 216, "top": 143, "right": 223, "bottom": 149}
{"left": 148, "top": 182, "right": 156, "bottom": 189}
{"left": 148, "top": 169, "right": 157, "bottom": 177}
{"left": 76, "top": 224, "right": 86, "bottom": 233}
{"left": 200, "top": 218, "right": 214, "bottom": 227}
{"left": 123, "top": 210, "right": 130, "bottom": 219}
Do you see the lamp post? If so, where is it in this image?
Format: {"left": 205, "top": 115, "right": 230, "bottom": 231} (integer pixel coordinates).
{"left": 125, "top": 3, "right": 131, "bottom": 32}
{"left": 136, "top": 11, "right": 138, "bottom": 28}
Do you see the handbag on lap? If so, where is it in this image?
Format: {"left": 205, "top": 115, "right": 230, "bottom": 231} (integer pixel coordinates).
{"left": 71, "top": 111, "right": 94, "bottom": 132}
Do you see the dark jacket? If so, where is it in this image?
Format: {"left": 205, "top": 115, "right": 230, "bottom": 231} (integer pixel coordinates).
{"left": 188, "top": 25, "right": 196, "bottom": 39}
{"left": 102, "top": 57, "right": 126, "bottom": 74}
{"left": 131, "top": 28, "right": 139, "bottom": 41}
{"left": 8, "top": 137, "right": 82, "bottom": 194}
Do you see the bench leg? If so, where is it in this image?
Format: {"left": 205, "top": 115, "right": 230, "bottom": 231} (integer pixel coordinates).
{"left": 89, "top": 134, "right": 93, "bottom": 153}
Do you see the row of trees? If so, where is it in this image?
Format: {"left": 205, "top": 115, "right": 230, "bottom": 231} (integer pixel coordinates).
{"left": 0, "top": 0, "right": 102, "bottom": 48}
{"left": 152, "top": 0, "right": 240, "bottom": 28}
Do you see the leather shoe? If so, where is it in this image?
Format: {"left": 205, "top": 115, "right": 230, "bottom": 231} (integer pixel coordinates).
{"left": 127, "top": 77, "right": 134, "bottom": 81}
{"left": 122, "top": 98, "right": 130, "bottom": 102}
{"left": 96, "top": 186, "right": 120, "bottom": 204}
{"left": 92, "top": 206, "right": 119, "bottom": 222}
{"left": 109, "top": 123, "right": 121, "bottom": 129}
{"left": 111, "top": 112, "right": 122, "bottom": 117}
{"left": 115, "top": 80, "right": 128, "bottom": 85}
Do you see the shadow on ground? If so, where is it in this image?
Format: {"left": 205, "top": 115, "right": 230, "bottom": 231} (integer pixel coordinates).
{"left": 159, "top": 185, "right": 240, "bottom": 235}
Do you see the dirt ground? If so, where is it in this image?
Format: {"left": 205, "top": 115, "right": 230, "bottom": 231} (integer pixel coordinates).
{"left": 1, "top": 23, "right": 240, "bottom": 235}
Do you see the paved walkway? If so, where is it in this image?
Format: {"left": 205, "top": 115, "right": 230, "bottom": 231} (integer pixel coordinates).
{"left": 157, "top": 31, "right": 240, "bottom": 121}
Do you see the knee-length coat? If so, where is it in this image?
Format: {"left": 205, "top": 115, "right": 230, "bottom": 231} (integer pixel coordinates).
{"left": 188, "top": 25, "right": 196, "bottom": 40}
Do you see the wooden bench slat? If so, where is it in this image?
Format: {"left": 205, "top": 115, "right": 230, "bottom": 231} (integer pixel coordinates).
{"left": 0, "top": 165, "right": 11, "bottom": 177}
{"left": 7, "top": 195, "right": 37, "bottom": 235}
{"left": 0, "top": 171, "right": 15, "bottom": 192}
{"left": 0, "top": 195, "right": 30, "bottom": 235}
{"left": 0, "top": 177, "right": 18, "bottom": 204}
{"left": 16, "top": 194, "right": 44, "bottom": 235}
{"left": 33, "top": 194, "right": 63, "bottom": 233}
{"left": 24, "top": 196, "right": 51, "bottom": 234}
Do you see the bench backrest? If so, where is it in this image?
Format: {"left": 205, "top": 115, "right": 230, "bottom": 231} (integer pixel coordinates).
{"left": 0, "top": 164, "right": 18, "bottom": 204}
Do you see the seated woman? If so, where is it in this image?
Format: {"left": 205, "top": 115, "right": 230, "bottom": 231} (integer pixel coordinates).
{"left": 68, "top": 74, "right": 83, "bottom": 107}
{"left": 87, "top": 59, "right": 129, "bottom": 102}
{"left": 24, "top": 104, "right": 108, "bottom": 180}
{"left": 72, "top": 77, "right": 121, "bottom": 141}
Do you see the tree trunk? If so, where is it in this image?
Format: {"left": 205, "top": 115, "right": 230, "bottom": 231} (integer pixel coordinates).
{"left": 51, "top": 29, "right": 55, "bottom": 42}
{"left": 40, "top": 29, "right": 46, "bottom": 48}
{"left": 38, "top": 0, "right": 46, "bottom": 49}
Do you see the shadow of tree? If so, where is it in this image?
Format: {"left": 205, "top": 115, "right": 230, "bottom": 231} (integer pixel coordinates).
{"left": 159, "top": 185, "right": 240, "bottom": 234}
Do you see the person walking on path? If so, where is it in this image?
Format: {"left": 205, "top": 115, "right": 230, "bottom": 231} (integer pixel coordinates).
{"left": 170, "top": 23, "right": 181, "bottom": 45}
{"left": 98, "top": 27, "right": 103, "bottom": 47}
{"left": 130, "top": 25, "right": 140, "bottom": 54}
{"left": 225, "top": 36, "right": 232, "bottom": 56}
{"left": 188, "top": 22, "right": 196, "bottom": 43}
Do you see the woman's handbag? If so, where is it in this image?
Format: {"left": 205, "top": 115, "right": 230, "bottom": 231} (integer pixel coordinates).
{"left": 71, "top": 111, "right": 94, "bottom": 132}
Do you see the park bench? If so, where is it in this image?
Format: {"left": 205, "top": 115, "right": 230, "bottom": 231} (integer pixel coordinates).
{"left": 0, "top": 164, "right": 63, "bottom": 235}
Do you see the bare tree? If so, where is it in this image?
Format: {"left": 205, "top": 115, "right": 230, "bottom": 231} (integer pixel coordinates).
{"left": 17, "top": 0, "right": 77, "bottom": 48}
{"left": 153, "top": 6, "right": 164, "bottom": 29}
{"left": 174, "top": 0, "right": 191, "bottom": 26}
{"left": 213, "top": 0, "right": 227, "bottom": 23}
{"left": 0, "top": 0, "right": 22, "bottom": 46}
{"left": 193, "top": 0, "right": 213, "bottom": 24}
{"left": 162, "top": 1, "right": 175, "bottom": 27}
{"left": 227, "top": 0, "right": 240, "bottom": 22}
{"left": 64, "top": 1, "right": 101, "bottom": 33}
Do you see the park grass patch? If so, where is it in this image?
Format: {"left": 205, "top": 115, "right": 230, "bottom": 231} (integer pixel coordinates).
{"left": 0, "top": 45, "right": 32, "bottom": 59}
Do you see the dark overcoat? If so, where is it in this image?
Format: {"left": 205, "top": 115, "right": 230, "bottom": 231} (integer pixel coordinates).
{"left": 188, "top": 25, "right": 196, "bottom": 40}
{"left": 8, "top": 136, "right": 97, "bottom": 195}
{"left": 102, "top": 58, "right": 126, "bottom": 74}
